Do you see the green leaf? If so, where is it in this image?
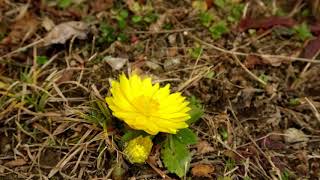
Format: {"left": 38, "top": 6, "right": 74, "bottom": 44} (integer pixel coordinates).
{"left": 199, "top": 11, "right": 214, "bottom": 27}
{"left": 117, "top": 33, "right": 128, "bottom": 42}
{"left": 143, "top": 13, "right": 158, "bottom": 23}
{"left": 294, "top": 22, "right": 312, "bottom": 41}
{"left": 214, "top": 0, "right": 226, "bottom": 9}
{"left": 161, "top": 135, "right": 191, "bottom": 177}
{"left": 289, "top": 98, "right": 300, "bottom": 106}
{"left": 259, "top": 73, "right": 268, "bottom": 83}
{"left": 98, "top": 23, "right": 117, "bottom": 43}
{"left": 188, "top": 47, "right": 203, "bottom": 59}
{"left": 132, "top": 15, "right": 142, "bottom": 23}
{"left": 117, "top": 18, "right": 127, "bottom": 30}
{"left": 119, "top": 9, "right": 129, "bottom": 19}
{"left": 209, "top": 21, "right": 229, "bottom": 40}
{"left": 187, "top": 96, "right": 204, "bottom": 124}
{"left": 219, "top": 127, "right": 228, "bottom": 141}
{"left": 301, "top": 9, "right": 311, "bottom": 17}
{"left": 228, "top": 3, "right": 245, "bottom": 22}
{"left": 36, "top": 56, "right": 48, "bottom": 65}
{"left": 58, "top": 0, "right": 72, "bottom": 8}
{"left": 174, "top": 128, "right": 197, "bottom": 145}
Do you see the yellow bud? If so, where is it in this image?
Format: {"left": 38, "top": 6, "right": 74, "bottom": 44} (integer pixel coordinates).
{"left": 123, "top": 136, "right": 153, "bottom": 163}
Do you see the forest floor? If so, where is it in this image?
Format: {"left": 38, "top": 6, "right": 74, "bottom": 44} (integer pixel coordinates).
{"left": 1, "top": 0, "right": 320, "bottom": 179}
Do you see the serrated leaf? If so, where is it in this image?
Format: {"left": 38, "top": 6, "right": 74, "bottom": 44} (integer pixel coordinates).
{"left": 209, "top": 21, "right": 229, "bottom": 40}
{"left": 174, "top": 128, "right": 197, "bottom": 145}
{"left": 187, "top": 96, "right": 204, "bottom": 124}
{"left": 294, "top": 22, "right": 312, "bottom": 41}
{"left": 161, "top": 135, "right": 191, "bottom": 177}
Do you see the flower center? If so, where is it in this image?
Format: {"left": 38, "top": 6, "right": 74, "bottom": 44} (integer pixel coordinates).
{"left": 133, "top": 95, "right": 159, "bottom": 116}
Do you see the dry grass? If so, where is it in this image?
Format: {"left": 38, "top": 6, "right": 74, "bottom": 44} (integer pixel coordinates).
{"left": 1, "top": 0, "right": 320, "bottom": 179}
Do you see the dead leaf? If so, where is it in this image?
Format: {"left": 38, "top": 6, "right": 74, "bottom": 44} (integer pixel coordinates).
{"left": 196, "top": 141, "right": 214, "bottom": 154}
{"left": 4, "top": 158, "right": 27, "bottom": 167}
{"left": 167, "top": 47, "right": 178, "bottom": 57}
{"left": 260, "top": 136, "right": 285, "bottom": 150}
{"left": 302, "top": 36, "right": 320, "bottom": 59}
{"left": 56, "top": 70, "right": 74, "bottom": 84}
{"left": 310, "top": 23, "right": 320, "bottom": 35}
{"left": 238, "top": 16, "right": 296, "bottom": 32}
{"left": 42, "top": 16, "right": 55, "bottom": 31}
{"left": 43, "top": 21, "right": 89, "bottom": 46}
{"left": 205, "top": 0, "right": 213, "bottom": 9}
{"left": 191, "top": 164, "right": 214, "bottom": 177}
{"left": 296, "top": 163, "right": 309, "bottom": 176}
{"left": 284, "top": 128, "right": 309, "bottom": 143}
{"left": 104, "top": 56, "right": 128, "bottom": 70}
{"left": 2, "top": 12, "right": 39, "bottom": 44}
{"left": 90, "top": 0, "right": 113, "bottom": 12}
{"left": 244, "top": 55, "right": 262, "bottom": 69}
{"left": 126, "top": 0, "right": 143, "bottom": 15}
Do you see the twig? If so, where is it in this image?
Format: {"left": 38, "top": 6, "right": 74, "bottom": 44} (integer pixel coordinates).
{"left": 0, "top": 39, "right": 43, "bottom": 59}
{"left": 227, "top": 99, "right": 275, "bottom": 179}
{"left": 126, "top": 28, "right": 195, "bottom": 34}
{"left": 232, "top": 54, "right": 267, "bottom": 86}
{"left": 305, "top": 97, "right": 320, "bottom": 124}
{"left": 146, "top": 159, "right": 172, "bottom": 179}
{"left": 188, "top": 34, "right": 320, "bottom": 64}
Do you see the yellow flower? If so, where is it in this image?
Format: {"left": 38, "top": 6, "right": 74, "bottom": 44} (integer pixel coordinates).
{"left": 123, "top": 136, "right": 153, "bottom": 163}
{"left": 106, "top": 73, "right": 190, "bottom": 135}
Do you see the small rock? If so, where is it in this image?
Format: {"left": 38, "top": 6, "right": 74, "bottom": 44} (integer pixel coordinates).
{"left": 284, "top": 128, "right": 309, "bottom": 143}
{"left": 163, "top": 58, "right": 180, "bottom": 70}
{"left": 145, "top": 61, "right": 161, "bottom": 70}
{"left": 168, "top": 34, "right": 177, "bottom": 45}
{"left": 104, "top": 56, "right": 128, "bottom": 70}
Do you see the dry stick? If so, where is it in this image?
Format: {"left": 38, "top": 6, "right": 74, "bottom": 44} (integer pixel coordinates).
{"left": 126, "top": 28, "right": 195, "bottom": 34}
{"left": 177, "top": 66, "right": 212, "bottom": 91}
{"left": 188, "top": 34, "right": 320, "bottom": 64}
{"left": 189, "top": 47, "right": 203, "bottom": 79}
{"left": 227, "top": 99, "right": 278, "bottom": 179}
{"left": 201, "top": 116, "right": 270, "bottom": 179}
{"left": 300, "top": 49, "right": 320, "bottom": 78}
{"left": 304, "top": 97, "right": 320, "bottom": 124}
{"left": 232, "top": 54, "right": 267, "bottom": 86}
{"left": 48, "top": 129, "right": 93, "bottom": 178}
{"left": 0, "top": 39, "right": 43, "bottom": 59}
{"left": 0, "top": 165, "right": 28, "bottom": 178}
{"left": 146, "top": 159, "right": 172, "bottom": 179}
{"left": 231, "top": 29, "right": 272, "bottom": 52}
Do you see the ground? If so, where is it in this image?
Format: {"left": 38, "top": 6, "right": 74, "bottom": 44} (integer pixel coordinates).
{"left": 0, "top": 0, "right": 320, "bottom": 179}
